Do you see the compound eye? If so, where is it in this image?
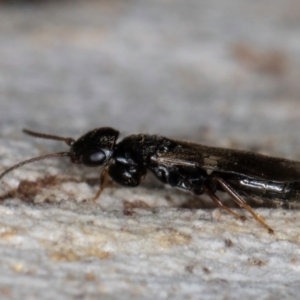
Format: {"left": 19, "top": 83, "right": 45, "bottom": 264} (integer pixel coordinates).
{"left": 81, "top": 150, "right": 107, "bottom": 167}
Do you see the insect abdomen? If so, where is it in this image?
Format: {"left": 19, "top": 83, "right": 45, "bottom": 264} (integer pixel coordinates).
{"left": 221, "top": 173, "right": 300, "bottom": 207}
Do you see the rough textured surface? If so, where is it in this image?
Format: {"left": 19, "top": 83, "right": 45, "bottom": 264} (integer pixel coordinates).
{"left": 1, "top": 1, "right": 300, "bottom": 299}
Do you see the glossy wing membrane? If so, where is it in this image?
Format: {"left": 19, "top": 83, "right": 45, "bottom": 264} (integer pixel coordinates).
{"left": 152, "top": 139, "right": 300, "bottom": 182}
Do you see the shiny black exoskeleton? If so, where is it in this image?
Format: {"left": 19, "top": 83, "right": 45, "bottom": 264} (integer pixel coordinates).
{"left": 70, "top": 128, "right": 209, "bottom": 194}
{"left": 3, "top": 126, "right": 300, "bottom": 233}
{"left": 70, "top": 128, "right": 300, "bottom": 204}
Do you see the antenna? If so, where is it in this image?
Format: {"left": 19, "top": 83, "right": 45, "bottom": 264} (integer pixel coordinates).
{"left": 0, "top": 152, "right": 71, "bottom": 180}
{"left": 23, "top": 129, "right": 75, "bottom": 146}
{"left": 0, "top": 128, "right": 75, "bottom": 180}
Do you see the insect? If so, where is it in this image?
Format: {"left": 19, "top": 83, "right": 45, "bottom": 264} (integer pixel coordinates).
{"left": 2, "top": 127, "right": 300, "bottom": 233}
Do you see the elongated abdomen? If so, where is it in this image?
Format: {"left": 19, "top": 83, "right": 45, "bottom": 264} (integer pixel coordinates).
{"left": 220, "top": 173, "right": 300, "bottom": 208}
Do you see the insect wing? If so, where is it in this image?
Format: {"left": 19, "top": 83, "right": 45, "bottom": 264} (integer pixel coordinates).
{"left": 151, "top": 139, "right": 300, "bottom": 182}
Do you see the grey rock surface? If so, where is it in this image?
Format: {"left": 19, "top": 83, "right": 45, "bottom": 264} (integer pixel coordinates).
{"left": 0, "top": 1, "right": 300, "bottom": 299}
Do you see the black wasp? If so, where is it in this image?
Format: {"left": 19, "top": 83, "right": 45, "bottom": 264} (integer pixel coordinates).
{"left": 2, "top": 127, "right": 300, "bottom": 233}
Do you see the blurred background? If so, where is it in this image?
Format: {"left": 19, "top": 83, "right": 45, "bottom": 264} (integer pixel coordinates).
{"left": 1, "top": 0, "right": 300, "bottom": 156}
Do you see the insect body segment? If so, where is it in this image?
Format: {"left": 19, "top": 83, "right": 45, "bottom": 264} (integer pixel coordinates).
{"left": 69, "top": 127, "right": 119, "bottom": 166}
{"left": 2, "top": 127, "right": 300, "bottom": 233}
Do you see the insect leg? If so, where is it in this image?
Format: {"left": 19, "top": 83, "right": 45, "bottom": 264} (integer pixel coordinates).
{"left": 203, "top": 187, "right": 246, "bottom": 220}
{"left": 215, "top": 177, "right": 274, "bottom": 234}
{"left": 91, "top": 167, "right": 109, "bottom": 201}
